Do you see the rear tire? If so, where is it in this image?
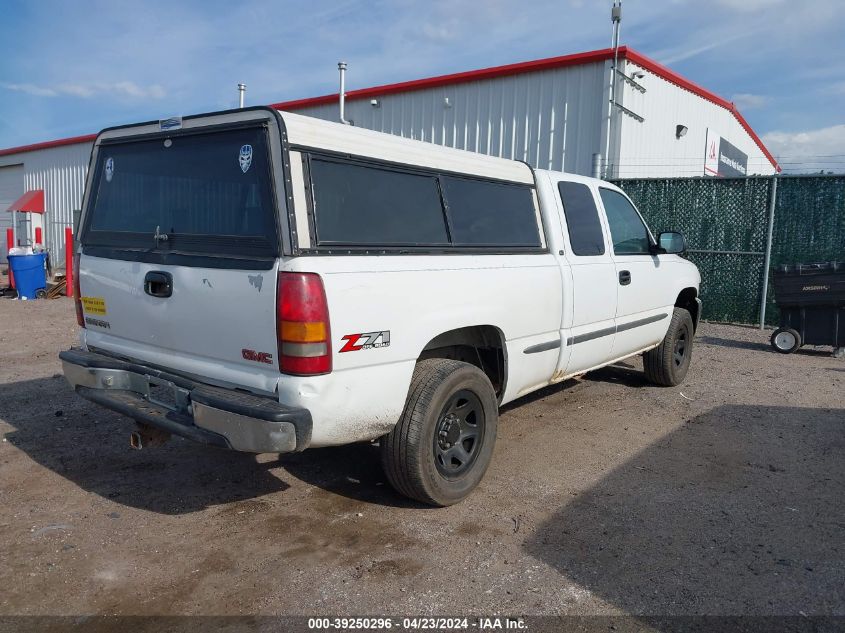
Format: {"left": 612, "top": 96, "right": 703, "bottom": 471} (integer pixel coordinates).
{"left": 380, "top": 358, "right": 498, "bottom": 507}
{"left": 771, "top": 327, "right": 801, "bottom": 354}
{"left": 643, "top": 307, "right": 694, "bottom": 387}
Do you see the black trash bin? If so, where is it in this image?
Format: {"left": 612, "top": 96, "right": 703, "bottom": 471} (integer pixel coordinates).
{"left": 769, "top": 262, "right": 845, "bottom": 355}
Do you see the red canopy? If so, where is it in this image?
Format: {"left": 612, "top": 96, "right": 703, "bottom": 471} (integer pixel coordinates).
{"left": 6, "top": 189, "right": 44, "bottom": 214}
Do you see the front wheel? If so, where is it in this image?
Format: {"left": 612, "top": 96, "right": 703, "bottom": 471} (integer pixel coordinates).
{"left": 643, "top": 307, "right": 694, "bottom": 387}
{"left": 380, "top": 359, "right": 498, "bottom": 506}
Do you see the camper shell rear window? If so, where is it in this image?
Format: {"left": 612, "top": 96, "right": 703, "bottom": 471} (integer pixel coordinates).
{"left": 82, "top": 124, "right": 280, "bottom": 261}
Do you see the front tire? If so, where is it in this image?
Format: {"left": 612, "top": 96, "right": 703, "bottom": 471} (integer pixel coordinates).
{"left": 643, "top": 307, "right": 694, "bottom": 387}
{"left": 380, "top": 359, "right": 498, "bottom": 506}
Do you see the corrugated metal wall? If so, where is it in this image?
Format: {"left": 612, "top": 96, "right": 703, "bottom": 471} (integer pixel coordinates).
{"left": 0, "top": 142, "right": 93, "bottom": 269}
{"left": 0, "top": 164, "right": 25, "bottom": 263}
{"left": 613, "top": 60, "right": 777, "bottom": 178}
{"left": 286, "top": 62, "right": 609, "bottom": 175}
{"left": 23, "top": 142, "right": 92, "bottom": 267}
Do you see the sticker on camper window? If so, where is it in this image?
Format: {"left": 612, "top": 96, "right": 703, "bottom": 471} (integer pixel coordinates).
{"left": 105, "top": 157, "right": 114, "bottom": 182}
{"left": 81, "top": 296, "right": 107, "bottom": 316}
{"left": 239, "top": 144, "right": 253, "bottom": 173}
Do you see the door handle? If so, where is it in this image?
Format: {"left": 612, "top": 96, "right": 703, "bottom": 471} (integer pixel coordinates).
{"left": 619, "top": 270, "right": 632, "bottom": 286}
{"left": 144, "top": 271, "right": 173, "bottom": 298}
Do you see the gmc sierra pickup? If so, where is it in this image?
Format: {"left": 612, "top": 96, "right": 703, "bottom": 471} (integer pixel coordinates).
{"left": 61, "top": 106, "right": 701, "bottom": 505}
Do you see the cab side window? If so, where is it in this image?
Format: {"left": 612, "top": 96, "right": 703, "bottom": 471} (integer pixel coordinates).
{"left": 558, "top": 181, "right": 605, "bottom": 256}
{"left": 599, "top": 188, "right": 651, "bottom": 255}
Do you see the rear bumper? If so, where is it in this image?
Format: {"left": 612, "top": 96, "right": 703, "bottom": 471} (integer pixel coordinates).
{"left": 59, "top": 348, "right": 312, "bottom": 453}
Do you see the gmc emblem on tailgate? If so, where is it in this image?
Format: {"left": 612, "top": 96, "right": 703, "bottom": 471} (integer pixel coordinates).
{"left": 242, "top": 348, "right": 274, "bottom": 364}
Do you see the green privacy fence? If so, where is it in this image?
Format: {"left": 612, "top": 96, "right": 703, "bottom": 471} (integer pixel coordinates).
{"left": 612, "top": 175, "right": 845, "bottom": 326}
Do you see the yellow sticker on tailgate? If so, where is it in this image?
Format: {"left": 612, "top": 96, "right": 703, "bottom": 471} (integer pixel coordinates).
{"left": 81, "top": 297, "right": 107, "bottom": 315}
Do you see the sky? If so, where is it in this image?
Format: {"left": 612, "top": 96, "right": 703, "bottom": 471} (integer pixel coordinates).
{"left": 1, "top": 0, "right": 843, "bottom": 173}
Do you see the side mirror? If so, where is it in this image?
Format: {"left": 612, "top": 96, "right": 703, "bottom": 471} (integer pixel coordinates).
{"left": 657, "top": 231, "right": 686, "bottom": 255}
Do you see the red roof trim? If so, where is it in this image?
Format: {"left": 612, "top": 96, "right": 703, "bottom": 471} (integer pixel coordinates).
{"left": 0, "top": 47, "right": 779, "bottom": 172}
{"left": 270, "top": 48, "right": 617, "bottom": 111}
{"left": 0, "top": 133, "right": 97, "bottom": 158}
{"left": 6, "top": 189, "right": 45, "bottom": 214}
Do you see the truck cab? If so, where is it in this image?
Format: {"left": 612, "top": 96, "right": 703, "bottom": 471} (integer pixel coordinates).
{"left": 61, "top": 107, "right": 700, "bottom": 506}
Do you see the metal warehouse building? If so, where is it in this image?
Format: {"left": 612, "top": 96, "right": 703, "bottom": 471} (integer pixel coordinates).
{"left": 0, "top": 46, "right": 779, "bottom": 267}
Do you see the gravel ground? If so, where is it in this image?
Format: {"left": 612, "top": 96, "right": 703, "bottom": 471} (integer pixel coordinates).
{"left": 0, "top": 290, "right": 842, "bottom": 619}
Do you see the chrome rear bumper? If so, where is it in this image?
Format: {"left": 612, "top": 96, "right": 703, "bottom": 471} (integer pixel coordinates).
{"left": 60, "top": 348, "right": 312, "bottom": 453}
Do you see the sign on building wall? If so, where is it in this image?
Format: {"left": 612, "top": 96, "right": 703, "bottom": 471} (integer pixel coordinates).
{"left": 704, "top": 128, "right": 748, "bottom": 177}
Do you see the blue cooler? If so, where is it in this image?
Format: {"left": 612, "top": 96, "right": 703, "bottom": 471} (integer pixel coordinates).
{"left": 8, "top": 252, "right": 48, "bottom": 300}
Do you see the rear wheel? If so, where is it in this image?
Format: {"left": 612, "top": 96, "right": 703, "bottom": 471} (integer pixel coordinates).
{"left": 35, "top": 288, "right": 48, "bottom": 299}
{"left": 643, "top": 307, "right": 694, "bottom": 387}
{"left": 380, "top": 358, "right": 498, "bottom": 506}
{"left": 771, "top": 327, "right": 801, "bottom": 354}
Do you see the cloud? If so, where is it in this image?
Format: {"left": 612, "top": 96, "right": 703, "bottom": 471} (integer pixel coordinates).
{"left": 2, "top": 81, "right": 166, "bottom": 100}
{"left": 823, "top": 80, "right": 845, "bottom": 95}
{"left": 762, "top": 124, "right": 845, "bottom": 173}
{"left": 653, "top": 30, "right": 752, "bottom": 65}
{"left": 2, "top": 83, "right": 58, "bottom": 97}
{"left": 730, "top": 93, "right": 768, "bottom": 109}
{"left": 714, "top": 0, "right": 787, "bottom": 11}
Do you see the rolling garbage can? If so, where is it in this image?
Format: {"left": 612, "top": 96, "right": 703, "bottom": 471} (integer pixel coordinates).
{"left": 770, "top": 262, "right": 845, "bottom": 357}
{"left": 7, "top": 252, "right": 48, "bottom": 300}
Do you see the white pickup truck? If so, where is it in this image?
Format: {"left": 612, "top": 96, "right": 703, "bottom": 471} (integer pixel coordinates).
{"left": 61, "top": 107, "right": 701, "bottom": 506}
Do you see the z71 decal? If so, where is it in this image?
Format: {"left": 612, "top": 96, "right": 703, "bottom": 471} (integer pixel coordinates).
{"left": 340, "top": 331, "right": 391, "bottom": 353}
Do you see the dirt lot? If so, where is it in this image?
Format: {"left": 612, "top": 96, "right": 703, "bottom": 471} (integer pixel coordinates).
{"left": 0, "top": 292, "right": 842, "bottom": 620}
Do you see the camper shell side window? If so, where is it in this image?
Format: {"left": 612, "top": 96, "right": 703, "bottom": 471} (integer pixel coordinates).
{"left": 300, "top": 151, "right": 544, "bottom": 253}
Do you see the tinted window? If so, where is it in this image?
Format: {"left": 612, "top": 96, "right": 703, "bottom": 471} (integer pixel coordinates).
{"left": 84, "top": 127, "right": 278, "bottom": 256}
{"left": 442, "top": 177, "right": 540, "bottom": 247}
{"left": 310, "top": 159, "right": 449, "bottom": 246}
{"left": 558, "top": 181, "right": 605, "bottom": 256}
{"left": 599, "top": 188, "right": 651, "bottom": 255}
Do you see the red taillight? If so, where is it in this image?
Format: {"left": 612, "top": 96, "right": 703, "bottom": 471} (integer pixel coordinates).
{"left": 277, "top": 272, "right": 331, "bottom": 375}
{"left": 73, "top": 254, "right": 84, "bottom": 328}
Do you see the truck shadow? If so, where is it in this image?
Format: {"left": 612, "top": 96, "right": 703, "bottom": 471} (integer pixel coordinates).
{"left": 1, "top": 374, "right": 418, "bottom": 512}
{"left": 278, "top": 443, "right": 424, "bottom": 509}
{"left": 523, "top": 404, "right": 845, "bottom": 616}
{"left": 500, "top": 363, "right": 646, "bottom": 414}
{"left": 0, "top": 375, "right": 290, "bottom": 514}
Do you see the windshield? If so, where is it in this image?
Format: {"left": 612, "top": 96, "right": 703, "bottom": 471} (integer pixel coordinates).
{"left": 82, "top": 125, "right": 279, "bottom": 259}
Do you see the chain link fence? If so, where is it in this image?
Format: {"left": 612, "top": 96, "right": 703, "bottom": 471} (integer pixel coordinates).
{"left": 612, "top": 175, "right": 845, "bottom": 326}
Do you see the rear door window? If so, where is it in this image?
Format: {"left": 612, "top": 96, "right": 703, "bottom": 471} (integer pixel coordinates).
{"left": 558, "top": 181, "right": 606, "bottom": 256}
{"left": 309, "top": 158, "right": 449, "bottom": 246}
{"left": 83, "top": 126, "right": 278, "bottom": 257}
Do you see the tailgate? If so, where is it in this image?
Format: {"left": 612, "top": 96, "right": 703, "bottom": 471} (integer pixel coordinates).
{"left": 77, "top": 115, "right": 284, "bottom": 394}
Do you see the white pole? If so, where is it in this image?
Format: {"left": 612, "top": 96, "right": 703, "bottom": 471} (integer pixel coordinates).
{"left": 759, "top": 176, "right": 778, "bottom": 329}
{"left": 238, "top": 83, "right": 246, "bottom": 108}
{"left": 604, "top": 1, "right": 622, "bottom": 179}
{"left": 338, "top": 62, "right": 351, "bottom": 125}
